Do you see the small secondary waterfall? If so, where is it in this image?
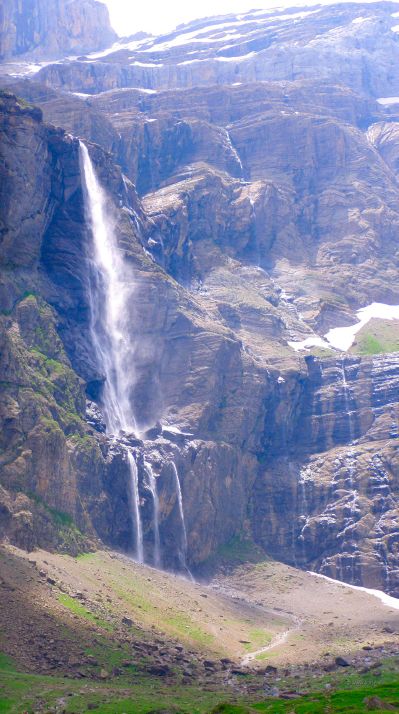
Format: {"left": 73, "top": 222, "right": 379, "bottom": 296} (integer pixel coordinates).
{"left": 339, "top": 358, "right": 354, "bottom": 443}
{"left": 79, "top": 141, "right": 144, "bottom": 562}
{"left": 170, "top": 462, "right": 192, "bottom": 578}
{"left": 145, "top": 461, "right": 161, "bottom": 568}
{"left": 128, "top": 452, "right": 144, "bottom": 563}
{"left": 222, "top": 128, "right": 243, "bottom": 174}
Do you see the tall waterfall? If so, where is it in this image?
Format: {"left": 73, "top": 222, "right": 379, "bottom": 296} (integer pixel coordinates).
{"left": 79, "top": 141, "right": 144, "bottom": 562}
{"left": 170, "top": 462, "right": 192, "bottom": 578}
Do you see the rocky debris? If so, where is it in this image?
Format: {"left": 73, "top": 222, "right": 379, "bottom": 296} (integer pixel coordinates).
{"left": 146, "top": 664, "right": 172, "bottom": 677}
{"left": 86, "top": 401, "right": 106, "bottom": 434}
{"left": 364, "top": 696, "right": 397, "bottom": 710}
{"left": 335, "top": 656, "right": 351, "bottom": 668}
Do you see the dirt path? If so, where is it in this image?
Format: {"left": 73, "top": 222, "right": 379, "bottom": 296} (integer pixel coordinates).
{"left": 241, "top": 627, "right": 292, "bottom": 666}
{"left": 213, "top": 560, "right": 399, "bottom": 666}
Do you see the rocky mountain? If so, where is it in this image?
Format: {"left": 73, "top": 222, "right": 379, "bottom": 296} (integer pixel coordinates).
{"left": 34, "top": 2, "right": 399, "bottom": 96}
{"left": 0, "top": 1, "right": 399, "bottom": 597}
{"left": 0, "top": 0, "right": 116, "bottom": 60}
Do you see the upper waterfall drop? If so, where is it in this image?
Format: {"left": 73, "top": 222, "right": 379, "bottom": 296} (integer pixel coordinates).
{"left": 79, "top": 141, "right": 137, "bottom": 436}
{"left": 79, "top": 141, "right": 144, "bottom": 562}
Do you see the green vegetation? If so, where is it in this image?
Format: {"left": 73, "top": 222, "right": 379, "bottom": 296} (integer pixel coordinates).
{"left": 253, "top": 682, "right": 399, "bottom": 712}
{"left": 164, "top": 612, "right": 215, "bottom": 646}
{"left": 207, "top": 534, "right": 267, "bottom": 571}
{"left": 28, "top": 491, "right": 75, "bottom": 528}
{"left": 240, "top": 628, "right": 272, "bottom": 653}
{"left": 57, "top": 594, "right": 114, "bottom": 632}
{"left": 351, "top": 319, "right": 399, "bottom": 355}
{"left": 0, "top": 652, "right": 398, "bottom": 714}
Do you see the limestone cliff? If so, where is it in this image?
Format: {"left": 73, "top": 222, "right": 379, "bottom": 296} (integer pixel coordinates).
{"left": 35, "top": 2, "right": 399, "bottom": 97}
{"left": 0, "top": 0, "right": 116, "bottom": 60}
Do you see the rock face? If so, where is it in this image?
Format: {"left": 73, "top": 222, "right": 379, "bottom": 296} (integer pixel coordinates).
{"left": 35, "top": 2, "right": 399, "bottom": 97}
{"left": 0, "top": 3, "right": 399, "bottom": 594}
{"left": 0, "top": 0, "right": 116, "bottom": 60}
{"left": 252, "top": 354, "right": 399, "bottom": 596}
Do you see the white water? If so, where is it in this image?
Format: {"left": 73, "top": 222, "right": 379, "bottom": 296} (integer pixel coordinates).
{"left": 170, "top": 462, "right": 192, "bottom": 578}
{"left": 222, "top": 128, "right": 243, "bottom": 173}
{"left": 79, "top": 142, "right": 144, "bottom": 562}
{"left": 145, "top": 461, "right": 162, "bottom": 568}
{"left": 128, "top": 452, "right": 144, "bottom": 563}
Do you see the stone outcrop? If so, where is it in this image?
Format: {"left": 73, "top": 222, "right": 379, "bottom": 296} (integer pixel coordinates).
{"left": 0, "top": 0, "right": 116, "bottom": 60}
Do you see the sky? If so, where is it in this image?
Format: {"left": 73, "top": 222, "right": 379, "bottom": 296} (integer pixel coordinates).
{"left": 103, "top": 0, "right": 298, "bottom": 36}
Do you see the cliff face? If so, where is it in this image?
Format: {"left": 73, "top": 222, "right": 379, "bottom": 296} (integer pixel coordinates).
{"left": 1, "top": 2, "right": 399, "bottom": 593}
{"left": 35, "top": 2, "right": 399, "bottom": 97}
{"left": 0, "top": 91, "right": 271, "bottom": 568}
{"left": 0, "top": 0, "right": 116, "bottom": 60}
{"left": 252, "top": 354, "right": 399, "bottom": 595}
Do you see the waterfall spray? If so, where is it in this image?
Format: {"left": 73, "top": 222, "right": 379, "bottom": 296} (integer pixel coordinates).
{"left": 79, "top": 141, "right": 144, "bottom": 562}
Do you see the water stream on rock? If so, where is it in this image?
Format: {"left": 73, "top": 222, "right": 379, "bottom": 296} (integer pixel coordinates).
{"left": 79, "top": 141, "right": 144, "bottom": 562}
{"left": 339, "top": 358, "right": 354, "bottom": 442}
{"left": 222, "top": 128, "right": 243, "bottom": 174}
{"left": 145, "top": 461, "right": 161, "bottom": 568}
{"left": 170, "top": 462, "right": 192, "bottom": 578}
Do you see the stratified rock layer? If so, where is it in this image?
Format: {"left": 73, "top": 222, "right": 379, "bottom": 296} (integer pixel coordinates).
{"left": 36, "top": 2, "right": 399, "bottom": 97}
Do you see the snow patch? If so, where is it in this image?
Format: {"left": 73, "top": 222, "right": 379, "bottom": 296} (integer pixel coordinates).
{"left": 309, "top": 572, "right": 399, "bottom": 610}
{"left": 288, "top": 336, "right": 331, "bottom": 352}
{"left": 377, "top": 97, "right": 399, "bottom": 105}
{"left": 288, "top": 302, "right": 399, "bottom": 353}
{"left": 215, "top": 51, "right": 256, "bottom": 62}
{"left": 130, "top": 61, "right": 160, "bottom": 67}
{"left": 324, "top": 303, "right": 399, "bottom": 351}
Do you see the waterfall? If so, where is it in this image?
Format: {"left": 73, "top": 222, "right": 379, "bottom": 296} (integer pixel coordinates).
{"left": 145, "top": 461, "right": 161, "bottom": 568}
{"left": 339, "top": 358, "right": 354, "bottom": 442}
{"left": 222, "top": 128, "right": 243, "bottom": 173}
{"left": 170, "top": 462, "right": 192, "bottom": 579}
{"left": 297, "top": 467, "right": 311, "bottom": 555}
{"left": 79, "top": 141, "right": 144, "bottom": 562}
{"left": 128, "top": 452, "right": 144, "bottom": 563}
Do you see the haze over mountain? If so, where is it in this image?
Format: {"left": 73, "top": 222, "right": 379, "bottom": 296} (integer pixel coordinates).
{"left": 0, "top": 1, "right": 399, "bottom": 711}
